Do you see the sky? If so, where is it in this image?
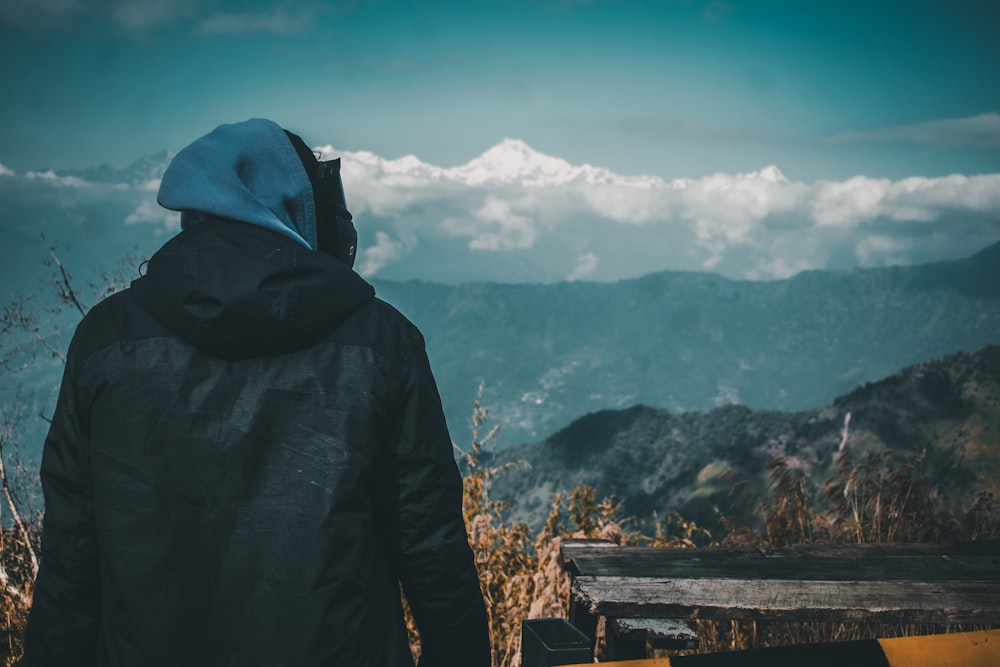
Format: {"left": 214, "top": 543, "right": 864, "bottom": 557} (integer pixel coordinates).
{"left": 1, "top": 0, "right": 999, "bottom": 286}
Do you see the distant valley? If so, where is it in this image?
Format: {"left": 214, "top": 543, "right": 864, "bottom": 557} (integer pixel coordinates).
{"left": 3, "top": 234, "right": 1000, "bottom": 475}
{"left": 376, "top": 240, "right": 1000, "bottom": 447}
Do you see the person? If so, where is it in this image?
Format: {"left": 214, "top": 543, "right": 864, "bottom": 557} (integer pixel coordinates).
{"left": 21, "top": 119, "right": 491, "bottom": 667}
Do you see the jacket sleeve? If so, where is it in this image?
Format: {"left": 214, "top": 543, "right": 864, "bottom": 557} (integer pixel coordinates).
{"left": 385, "top": 331, "right": 491, "bottom": 667}
{"left": 21, "top": 341, "right": 101, "bottom": 667}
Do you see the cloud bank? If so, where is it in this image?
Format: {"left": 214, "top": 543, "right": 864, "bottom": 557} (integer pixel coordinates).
{"left": 3, "top": 139, "right": 999, "bottom": 286}
{"left": 312, "top": 139, "right": 1000, "bottom": 282}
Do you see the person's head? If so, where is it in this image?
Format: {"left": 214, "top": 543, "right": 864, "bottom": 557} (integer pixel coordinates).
{"left": 157, "top": 119, "right": 359, "bottom": 268}
{"left": 284, "top": 130, "right": 358, "bottom": 268}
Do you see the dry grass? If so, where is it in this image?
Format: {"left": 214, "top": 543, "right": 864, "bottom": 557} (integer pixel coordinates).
{"left": 1, "top": 401, "right": 41, "bottom": 667}
{"left": 1, "top": 529, "right": 35, "bottom": 666}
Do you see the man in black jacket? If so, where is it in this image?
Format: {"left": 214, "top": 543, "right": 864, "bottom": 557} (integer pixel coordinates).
{"left": 22, "top": 119, "right": 491, "bottom": 667}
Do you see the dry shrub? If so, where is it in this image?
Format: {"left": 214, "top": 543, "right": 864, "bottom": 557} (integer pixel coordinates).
{"left": 1, "top": 528, "right": 36, "bottom": 667}
{"left": 1, "top": 401, "right": 42, "bottom": 667}
{"left": 822, "top": 449, "right": 954, "bottom": 544}
{"left": 457, "top": 399, "right": 537, "bottom": 667}
{"left": 760, "top": 457, "right": 816, "bottom": 546}
{"left": 649, "top": 511, "right": 715, "bottom": 548}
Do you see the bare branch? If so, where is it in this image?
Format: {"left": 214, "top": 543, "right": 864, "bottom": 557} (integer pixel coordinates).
{"left": 48, "top": 246, "right": 88, "bottom": 317}
{"left": 29, "top": 327, "right": 67, "bottom": 365}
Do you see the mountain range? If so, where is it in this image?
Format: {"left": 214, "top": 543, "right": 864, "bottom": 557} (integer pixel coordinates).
{"left": 3, "top": 237, "right": 999, "bottom": 468}
{"left": 486, "top": 344, "right": 1000, "bottom": 533}
{"left": 376, "top": 240, "right": 1000, "bottom": 446}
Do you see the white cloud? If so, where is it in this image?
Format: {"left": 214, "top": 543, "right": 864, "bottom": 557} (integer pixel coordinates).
{"left": 811, "top": 176, "right": 890, "bottom": 229}
{"left": 25, "top": 170, "right": 92, "bottom": 188}
{"left": 4, "top": 138, "right": 999, "bottom": 284}
{"left": 833, "top": 113, "right": 1000, "bottom": 149}
{"left": 567, "top": 253, "right": 599, "bottom": 281}
{"left": 678, "top": 166, "right": 806, "bottom": 264}
{"left": 317, "top": 139, "right": 1000, "bottom": 281}
{"left": 442, "top": 196, "right": 538, "bottom": 251}
{"left": 855, "top": 235, "right": 907, "bottom": 266}
{"left": 747, "top": 255, "right": 815, "bottom": 280}
{"left": 359, "top": 231, "right": 407, "bottom": 276}
{"left": 809, "top": 173, "right": 1000, "bottom": 230}
{"left": 0, "top": 163, "right": 15, "bottom": 176}
{"left": 124, "top": 200, "right": 180, "bottom": 231}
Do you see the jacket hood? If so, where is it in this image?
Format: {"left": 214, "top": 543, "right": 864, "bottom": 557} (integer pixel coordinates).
{"left": 131, "top": 220, "right": 375, "bottom": 360}
{"left": 158, "top": 118, "right": 319, "bottom": 249}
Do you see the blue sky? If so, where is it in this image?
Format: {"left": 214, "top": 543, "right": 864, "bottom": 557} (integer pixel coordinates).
{"left": 1, "top": 0, "right": 999, "bottom": 453}
{"left": 1, "top": 0, "right": 999, "bottom": 289}
{"left": 1, "top": 0, "right": 998, "bottom": 180}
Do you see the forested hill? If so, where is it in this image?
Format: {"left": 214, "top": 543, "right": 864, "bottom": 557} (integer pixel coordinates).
{"left": 374, "top": 240, "right": 1000, "bottom": 447}
{"left": 487, "top": 345, "right": 1000, "bottom": 532}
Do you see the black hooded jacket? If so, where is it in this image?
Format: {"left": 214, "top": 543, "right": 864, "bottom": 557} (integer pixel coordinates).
{"left": 22, "top": 123, "right": 490, "bottom": 667}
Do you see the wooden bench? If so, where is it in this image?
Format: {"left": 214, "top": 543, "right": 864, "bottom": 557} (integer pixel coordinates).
{"left": 560, "top": 539, "right": 1000, "bottom": 661}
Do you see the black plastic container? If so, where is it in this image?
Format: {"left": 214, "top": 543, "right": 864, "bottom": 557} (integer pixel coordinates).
{"left": 521, "top": 618, "right": 593, "bottom": 667}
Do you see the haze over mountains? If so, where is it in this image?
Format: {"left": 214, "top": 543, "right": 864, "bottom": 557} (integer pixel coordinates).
{"left": 381, "top": 241, "right": 1000, "bottom": 446}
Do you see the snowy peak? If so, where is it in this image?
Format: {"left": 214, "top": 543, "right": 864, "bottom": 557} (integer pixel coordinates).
{"left": 450, "top": 138, "right": 579, "bottom": 186}
{"left": 754, "top": 165, "right": 788, "bottom": 183}
{"left": 443, "top": 138, "right": 666, "bottom": 188}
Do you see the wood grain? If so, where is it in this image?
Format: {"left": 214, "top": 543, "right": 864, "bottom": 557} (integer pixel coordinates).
{"left": 573, "top": 575, "right": 1000, "bottom": 624}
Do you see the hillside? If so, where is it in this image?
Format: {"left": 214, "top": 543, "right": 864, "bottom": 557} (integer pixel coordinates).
{"left": 4, "top": 238, "right": 999, "bottom": 467}
{"left": 487, "top": 345, "right": 1000, "bottom": 532}
{"left": 375, "top": 241, "right": 1000, "bottom": 446}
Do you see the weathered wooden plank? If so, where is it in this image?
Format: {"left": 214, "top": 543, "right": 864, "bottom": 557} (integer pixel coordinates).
{"left": 559, "top": 538, "right": 620, "bottom": 570}
{"left": 565, "top": 553, "right": 999, "bottom": 581}
{"left": 572, "top": 576, "right": 1000, "bottom": 625}
{"left": 562, "top": 541, "right": 1000, "bottom": 564}
{"left": 561, "top": 543, "right": 1000, "bottom": 581}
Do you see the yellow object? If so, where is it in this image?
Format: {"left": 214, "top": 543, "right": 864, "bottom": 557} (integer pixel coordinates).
{"left": 565, "top": 661, "right": 673, "bottom": 667}
{"left": 878, "top": 629, "right": 1000, "bottom": 667}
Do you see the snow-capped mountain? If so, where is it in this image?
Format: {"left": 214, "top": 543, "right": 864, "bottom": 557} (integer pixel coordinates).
{"left": 3, "top": 137, "right": 999, "bottom": 290}
{"left": 325, "top": 138, "right": 664, "bottom": 189}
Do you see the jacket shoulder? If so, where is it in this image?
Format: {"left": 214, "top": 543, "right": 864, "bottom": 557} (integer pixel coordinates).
{"left": 66, "top": 287, "right": 172, "bottom": 366}
{"left": 334, "top": 296, "right": 427, "bottom": 362}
